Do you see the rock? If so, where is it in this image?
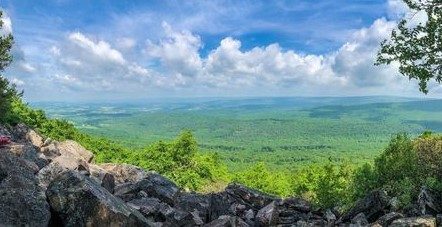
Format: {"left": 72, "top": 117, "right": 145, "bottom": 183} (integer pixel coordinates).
{"left": 0, "top": 150, "right": 51, "bottom": 226}
{"left": 375, "top": 212, "right": 404, "bottom": 226}
{"left": 351, "top": 213, "right": 368, "bottom": 226}
{"left": 256, "top": 201, "right": 278, "bottom": 226}
{"left": 114, "top": 172, "right": 180, "bottom": 205}
{"left": 324, "top": 209, "right": 337, "bottom": 224}
{"left": 26, "top": 129, "right": 44, "bottom": 147}
{"left": 280, "top": 197, "right": 311, "bottom": 213}
{"left": 89, "top": 164, "right": 116, "bottom": 193}
{"left": 100, "top": 163, "right": 151, "bottom": 184}
{"left": 418, "top": 186, "right": 441, "bottom": 215}
{"left": 8, "top": 144, "right": 49, "bottom": 169}
{"left": 37, "top": 155, "right": 90, "bottom": 189}
{"left": 390, "top": 216, "right": 436, "bottom": 227}
{"left": 225, "top": 183, "right": 276, "bottom": 211}
{"left": 47, "top": 171, "right": 153, "bottom": 226}
{"left": 204, "top": 215, "right": 249, "bottom": 227}
{"left": 57, "top": 140, "right": 94, "bottom": 163}
{"left": 175, "top": 192, "right": 210, "bottom": 223}
{"left": 40, "top": 141, "right": 61, "bottom": 159}
{"left": 341, "top": 190, "right": 390, "bottom": 223}
{"left": 436, "top": 214, "right": 442, "bottom": 227}
{"left": 128, "top": 197, "right": 196, "bottom": 226}
{"left": 11, "top": 123, "right": 30, "bottom": 142}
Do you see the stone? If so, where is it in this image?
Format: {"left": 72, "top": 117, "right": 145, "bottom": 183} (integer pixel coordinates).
{"left": 114, "top": 172, "right": 180, "bottom": 205}
{"left": 40, "top": 142, "right": 61, "bottom": 159}
{"left": 100, "top": 163, "right": 151, "bottom": 184}
{"left": 418, "top": 186, "right": 441, "bottom": 215}
{"left": 375, "top": 212, "right": 404, "bottom": 226}
{"left": 175, "top": 192, "right": 210, "bottom": 223}
{"left": 351, "top": 213, "right": 368, "bottom": 226}
{"left": 89, "top": 164, "right": 116, "bottom": 193}
{"left": 225, "top": 183, "right": 276, "bottom": 211}
{"left": 0, "top": 150, "right": 50, "bottom": 226}
{"left": 8, "top": 144, "right": 49, "bottom": 169}
{"left": 324, "top": 209, "right": 337, "bottom": 224}
{"left": 128, "top": 197, "right": 196, "bottom": 226}
{"left": 256, "top": 201, "right": 278, "bottom": 226}
{"left": 204, "top": 215, "right": 249, "bottom": 227}
{"left": 57, "top": 140, "right": 94, "bottom": 163}
{"left": 341, "top": 190, "right": 390, "bottom": 223}
{"left": 26, "top": 129, "right": 44, "bottom": 147}
{"left": 390, "top": 216, "right": 436, "bottom": 227}
{"left": 47, "top": 171, "right": 153, "bottom": 226}
{"left": 37, "top": 155, "right": 90, "bottom": 189}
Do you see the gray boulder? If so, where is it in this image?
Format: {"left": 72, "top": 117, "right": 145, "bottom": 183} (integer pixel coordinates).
{"left": 114, "top": 172, "right": 180, "bottom": 205}
{"left": 100, "top": 163, "right": 151, "bottom": 184}
{"left": 225, "top": 183, "right": 276, "bottom": 211}
{"left": 37, "top": 155, "right": 90, "bottom": 189}
{"left": 47, "top": 171, "right": 153, "bottom": 227}
{"left": 57, "top": 140, "right": 94, "bottom": 163}
{"left": 341, "top": 190, "right": 390, "bottom": 223}
{"left": 0, "top": 150, "right": 50, "bottom": 226}
{"left": 89, "top": 164, "right": 116, "bottom": 193}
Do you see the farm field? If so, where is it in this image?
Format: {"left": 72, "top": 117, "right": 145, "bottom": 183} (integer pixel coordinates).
{"left": 33, "top": 96, "right": 442, "bottom": 171}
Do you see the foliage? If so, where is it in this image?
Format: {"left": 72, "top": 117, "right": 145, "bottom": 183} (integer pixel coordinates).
{"left": 0, "top": 11, "right": 18, "bottom": 124}
{"left": 233, "top": 162, "right": 293, "bottom": 197}
{"left": 352, "top": 133, "right": 442, "bottom": 208}
{"left": 376, "top": 0, "right": 442, "bottom": 94}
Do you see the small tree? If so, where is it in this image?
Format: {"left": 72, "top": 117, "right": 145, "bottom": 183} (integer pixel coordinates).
{"left": 0, "top": 11, "right": 17, "bottom": 123}
{"left": 376, "top": 0, "right": 441, "bottom": 94}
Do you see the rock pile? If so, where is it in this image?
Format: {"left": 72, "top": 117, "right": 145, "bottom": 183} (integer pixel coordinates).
{"left": 0, "top": 124, "right": 441, "bottom": 226}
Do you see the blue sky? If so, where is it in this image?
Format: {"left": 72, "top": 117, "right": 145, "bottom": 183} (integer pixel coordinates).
{"left": 1, "top": 0, "right": 440, "bottom": 101}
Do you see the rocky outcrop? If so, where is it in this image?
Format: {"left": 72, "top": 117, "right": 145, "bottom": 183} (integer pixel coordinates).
{"left": 0, "top": 149, "right": 50, "bottom": 226}
{"left": 1, "top": 125, "right": 442, "bottom": 226}
{"left": 47, "top": 171, "right": 153, "bottom": 227}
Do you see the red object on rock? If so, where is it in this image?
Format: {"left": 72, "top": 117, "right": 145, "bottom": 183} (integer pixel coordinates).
{"left": 0, "top": 135, "right": 11, "bottom": 146}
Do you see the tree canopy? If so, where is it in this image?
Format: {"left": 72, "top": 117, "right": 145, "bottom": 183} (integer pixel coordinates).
{"left": 376, "top": 0, "right": 441, "bottom": 94}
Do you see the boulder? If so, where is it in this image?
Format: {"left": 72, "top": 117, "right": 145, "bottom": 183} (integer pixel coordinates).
{"left": 324, "top": 209, "right": 337, "bottom": 225}
{"left": 351, "top": 213, "right": 368, "bottom": 226}
{"left": 256, "top": 201, "right": 278, "bottom": 226}
{"left": 47, "top": 171, "right": 153, "bottom": 226}
{"left": 100, "top": 163, "right": 151, "bottom": 184}
{"left": 390, "top": 216, "right": 436, "bottom": 227}
{"left": 203, "top": 215, "right": 249, "bottom": 227}
{"left": 128, "top": 197, "right": 197, "bottom": 226}
{"left": 418, "top": 186, "right": 441, "bottom": 215}
{"left": 37, "top": 155, "right": 90, "bottom": 189}
{"left": 57, "top": 140, "right": 94, "bottom": 163}
{"left": 0, "top": 150, "right": 51, "bottom": 226}
{"left": 26, "top": 129, "right": 44, "bottom": 147}
{"left": 175, "top": 192, "right": 211, "bottom": 223}
{"left": 89, "top": 164, "right": 116, "bottom": 193}
{"left": 8, "top": 144, "right": 49, "bottom": 169}
{"left": 341, "top": 190, "right": 390, "bottom": 223}
{"left": 40, "top": 141, "right": 61, "bottom": 159}
{"left": 225, "top": 183, "right": 276, "bottom": 211}
{"left": 114, "top": 172, "right": 180, "bottom": 205}
{"left": 375, "top": 212, "right": 404, "bottom": 226}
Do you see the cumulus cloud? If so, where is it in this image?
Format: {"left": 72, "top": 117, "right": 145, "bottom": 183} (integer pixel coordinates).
{"left": 144, "top": 19, "right": 416, "bottom": 95}
{"left": 47, "top": 32, "right": 152, "bottom": 91}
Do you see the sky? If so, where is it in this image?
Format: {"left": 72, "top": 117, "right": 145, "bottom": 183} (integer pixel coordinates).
{"left": 0, "top": 0, "right": 440, "bottom": 101}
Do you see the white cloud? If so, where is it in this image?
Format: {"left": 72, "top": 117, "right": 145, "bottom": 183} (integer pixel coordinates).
{"left": 68, "top": 32, "right": 126, "bottom": 65}
{"left": 116, "top": 37, "right": 136, "bottom": 50}
{"left": 19, "top": 62, "right": 36, "bottom": 73}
